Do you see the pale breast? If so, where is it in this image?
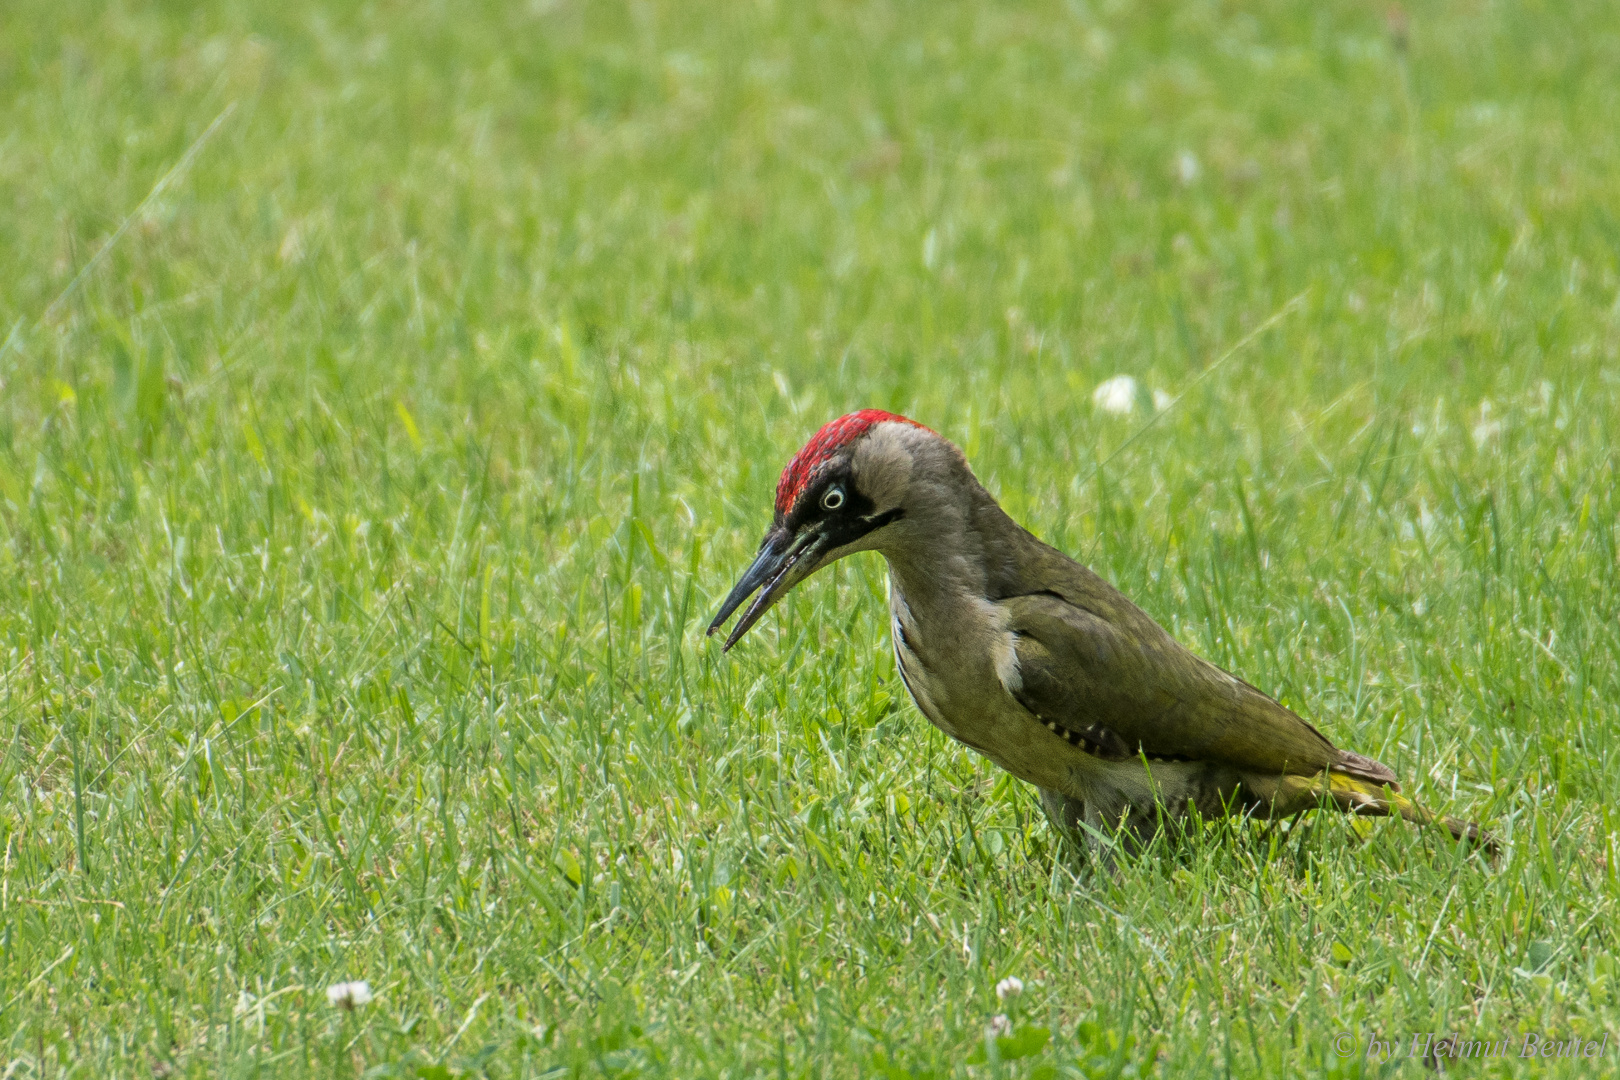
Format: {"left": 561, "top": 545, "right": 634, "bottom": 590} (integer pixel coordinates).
{"left": 890, "top": 595, "right": 952, "bottom": 736}
{"left": 887, "top": 584, "right": 1037, "bottom": 768}
{"left": 887, "top": 580, "right": 1112, "bottom": 793}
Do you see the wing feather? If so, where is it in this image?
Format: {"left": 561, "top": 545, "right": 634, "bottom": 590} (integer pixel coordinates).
{"left": 999, "top": 591, "right": 1396, "bottom": 786}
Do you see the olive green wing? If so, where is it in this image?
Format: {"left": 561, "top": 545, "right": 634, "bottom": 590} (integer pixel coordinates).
{"left": 998, "top": 591, "right": 1395, "bottom": 785}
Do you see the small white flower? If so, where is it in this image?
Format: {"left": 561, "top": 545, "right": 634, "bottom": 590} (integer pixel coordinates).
{"left": 1092, "top": 375, "right": 1138, "bottom": 416}
{"left": 996, "top": 976, "right": 1024, "bottom": 1002}
{"left": 326, "top": 981, "right": 373, "bottom": 1010}
{"left": 987, "top": 1013, "right": 1014, "bottom": 1038}
{"left": 1152, "top": 388, "right": 1174, "bottom": 412}
{"left": 1175, "top": 150, "right": 1201, "bottom": 185}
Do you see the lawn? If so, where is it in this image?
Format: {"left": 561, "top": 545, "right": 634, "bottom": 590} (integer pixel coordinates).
{"left": 2, "top": 0, "right": 1619, "bottom": 1075}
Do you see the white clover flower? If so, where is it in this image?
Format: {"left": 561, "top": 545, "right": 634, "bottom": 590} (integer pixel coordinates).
{"left": 1152, "top": 388, "right": 1174, "bottom": 412}
{"left": 326, "top": 981, "right": 373, "bottom": 1010}
{"left": 996, "top": 976, "right": 1024, "bottom": 1002}
{"left": 987, "top": 1013, "right": 1014, "bottom": 1038}
{"left": 1092, "top": 375, "right": 1138, "bottom": 416}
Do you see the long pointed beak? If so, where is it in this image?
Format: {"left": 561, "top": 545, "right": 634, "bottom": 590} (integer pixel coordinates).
{"left": 706, "top": 525, "right": 826, "bottom": 651}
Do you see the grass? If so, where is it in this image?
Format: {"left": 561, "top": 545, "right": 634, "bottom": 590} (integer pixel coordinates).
{"left": 2, "top": 0, "right": 1619, "bottom": 1075}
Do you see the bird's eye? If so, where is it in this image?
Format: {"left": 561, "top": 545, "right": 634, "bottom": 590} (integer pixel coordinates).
{"left": 821, "top": 486, "right": 845, "bottom": 512}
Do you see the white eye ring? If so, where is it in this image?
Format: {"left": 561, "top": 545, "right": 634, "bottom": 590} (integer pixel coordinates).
{"left": 821, "top": 487, "right": 845, "bottom": 511}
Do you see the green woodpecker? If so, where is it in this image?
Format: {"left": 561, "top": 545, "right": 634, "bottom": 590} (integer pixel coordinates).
{"left": 708, "top": 410, "right": 1492, "bottom": 856}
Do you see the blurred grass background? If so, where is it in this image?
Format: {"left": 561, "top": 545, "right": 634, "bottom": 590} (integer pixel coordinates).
{"left": 2, "top": 0, "right": 1619, "bottom": 1075}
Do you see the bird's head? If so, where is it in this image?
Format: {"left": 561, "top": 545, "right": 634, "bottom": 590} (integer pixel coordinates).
{"left": 707, "top": 409, "right": 942, "bottom": 650}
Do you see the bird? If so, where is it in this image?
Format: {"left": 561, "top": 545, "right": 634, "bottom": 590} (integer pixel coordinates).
{"left": 707, "top": 409, "right": 1492, "bottom": 859}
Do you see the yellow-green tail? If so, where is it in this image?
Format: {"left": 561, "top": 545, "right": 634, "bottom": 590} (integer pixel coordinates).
{"left": 1323, "top": 772, "right": 1496, "bottom": 853}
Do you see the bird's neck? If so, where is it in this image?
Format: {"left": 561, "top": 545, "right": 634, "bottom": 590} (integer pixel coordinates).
{"left": 879, "top": 474, "right": 1030, "bottom": 617}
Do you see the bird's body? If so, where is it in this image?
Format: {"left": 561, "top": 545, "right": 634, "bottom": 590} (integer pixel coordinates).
{"left": 710, "top": 411, "right": 1490, "bottom": 856}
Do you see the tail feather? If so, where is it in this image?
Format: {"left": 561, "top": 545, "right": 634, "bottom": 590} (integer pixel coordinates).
{"left": 1331, "top": 749, "right": 1399, "bottom": 788}
{"left": 1323, "top": 772, "right": 1497, "bottom": 854}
